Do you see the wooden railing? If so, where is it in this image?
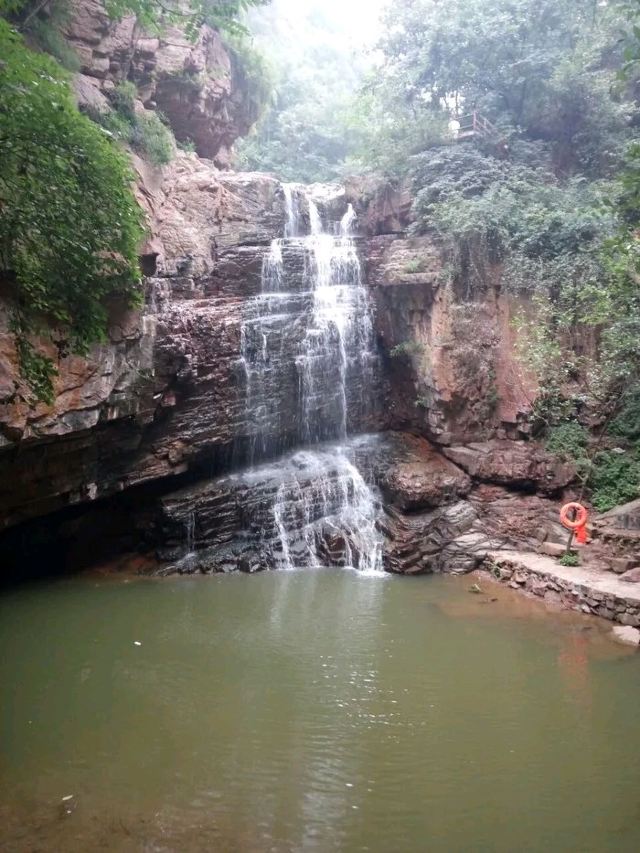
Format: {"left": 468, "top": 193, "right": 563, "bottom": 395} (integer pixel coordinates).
{"left": 456, "top": 111, "right": 498, "bottom": 140}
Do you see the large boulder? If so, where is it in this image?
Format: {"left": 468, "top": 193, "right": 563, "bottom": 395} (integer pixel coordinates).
{"left": 374, "top": 432, "right": 471, "bottom": 511}
{"left": 620, "top": 567, "right": 640, "bottom": 583}
{"left": 597, "top": 498, "right": 640, "bottom": 532}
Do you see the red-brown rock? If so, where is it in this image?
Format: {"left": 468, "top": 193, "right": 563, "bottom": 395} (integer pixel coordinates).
{"left": 443, "top": 440, "right": 575, "bottom": 494}
{"left": 376, "top": 433, "right": 471, "bottom": 511}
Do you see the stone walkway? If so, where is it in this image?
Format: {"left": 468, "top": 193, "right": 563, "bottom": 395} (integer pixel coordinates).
{"left": 485, "top": 549, "right": 640, "bottom": 626}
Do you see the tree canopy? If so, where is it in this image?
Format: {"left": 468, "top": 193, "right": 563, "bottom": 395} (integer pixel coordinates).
{"left": 351, "top": 0, "right": 632, "bottom": 176}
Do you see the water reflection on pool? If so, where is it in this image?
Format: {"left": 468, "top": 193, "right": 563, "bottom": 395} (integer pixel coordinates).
{"left": 1, "top": 568, "right": 638, "bottom": 852}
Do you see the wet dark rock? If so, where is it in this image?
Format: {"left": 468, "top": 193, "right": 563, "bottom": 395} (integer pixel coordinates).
{"left": 380, "top": 500, "right": 480, "bottom": 576}
{"left": 149, "top": 432, "right": 506, "bottom": 576}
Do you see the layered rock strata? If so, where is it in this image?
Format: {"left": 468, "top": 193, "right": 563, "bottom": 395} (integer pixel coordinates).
{"left": 0, "top": 165, "right": 288, "bottom": 527}
{"left": 0, "top": 157, "right": 578, "bottom": 579}
{"left": 150, "top": 431, "right": 569, "bottom": 577}
{"left": 353, "top": 182, "right": 538, "bottom": 445}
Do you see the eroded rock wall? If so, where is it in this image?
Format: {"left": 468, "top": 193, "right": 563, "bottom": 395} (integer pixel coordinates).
{"left": 0, "top": 161, "right": 395, "bottom": 530}
{"left": 353, "top": 183, "right": 538, "bottom": 446}
{"left": 65, "top": 0, "right": 256, "bottom": 165}
{"left": 0, "top": 162, "right": 290, "bottom": 528}
{"left": 0, "top": 7, "right": 576, "bottom": 571}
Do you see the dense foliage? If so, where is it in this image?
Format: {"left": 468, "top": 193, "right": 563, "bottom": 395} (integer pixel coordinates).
{"left": 0, "top": 20, "right": 144, "bottom": 402}
{"left": 347, "top": 0, "right": 640, "bottom": 508}
{"left": 546, "top": 421, "right": 640, "bottom": 511}
{"left": 358, "top": 0, "right": 631, "bottom": 175}
{"left": 105, "top": 0, "right": 269, "bottom": 39}
{"left": 0, "top": 0, "right": 271, "bottom": 402}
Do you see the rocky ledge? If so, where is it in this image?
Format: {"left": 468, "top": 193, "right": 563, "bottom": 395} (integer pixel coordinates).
{"left": 483, "top": 551, "right": 640, "bottom": 630}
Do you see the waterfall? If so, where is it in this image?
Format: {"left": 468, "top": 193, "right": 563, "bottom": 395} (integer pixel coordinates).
{"left": 300, "top": 224, "right": 376, "bottom": 443}
{"left": 283, "top": 184, "right": 300, "bottom": 239}
{"left": 238, "top": 185, "right": 383, "bottom": 573}
{"left": 186, "top": 511, "right": 195, "bottom": 554}
{"left": 340, "top": 204, "right": 357, "bottom": 237}
{"left": 239, "top": 237, "right": 287, "bottom": 463}
{"left": 271, "top": 448, "right": 383, "bottom": 575}
{"left": 309, "top": 199, "right": 323, "bottom": 236}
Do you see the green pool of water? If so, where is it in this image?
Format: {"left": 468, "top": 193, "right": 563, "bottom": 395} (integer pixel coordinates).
{"left": 1, "top": 569, "right": 639, "bottom": 852}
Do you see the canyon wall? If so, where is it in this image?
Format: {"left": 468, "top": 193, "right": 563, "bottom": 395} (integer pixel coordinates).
{"left": 0, "top": 160, "right": 569, "bottom": 531}
{"left": 349, "top": 182, "right": 538, "bottom": 445}
{"left": 0, "top": 1, "right": 576, "bottom": 576}
{"left": 0, "top": 157, "right": 574, "bottom": 580}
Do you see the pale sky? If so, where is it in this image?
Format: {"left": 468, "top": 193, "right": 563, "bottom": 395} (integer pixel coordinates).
{"left": 276, "top": 0, "right": 388, "bottom": 47}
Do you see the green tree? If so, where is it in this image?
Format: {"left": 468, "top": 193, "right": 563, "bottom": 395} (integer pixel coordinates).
{"left": 234, "top": 0, "right": 372, "bottom": 182}
{"left": 104, "top": 0, "right": 269, "bottom": 38}
{"left": 0, "top": 20, "right": 144, "bottom": 402}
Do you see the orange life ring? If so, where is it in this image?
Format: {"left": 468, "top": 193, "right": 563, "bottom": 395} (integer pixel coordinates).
{"left": 560, "top": 502, "right": 589, "bottom": 544}
{"left": 560, "top": 502, "right": 588, "bottom": 530}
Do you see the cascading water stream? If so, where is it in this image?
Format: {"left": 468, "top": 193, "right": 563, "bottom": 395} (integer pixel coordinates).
{"left": 239, "top": 184, "right": 383, "bottom": 573}
{"left": 270, "top": 448, "right": 383, "bottom": 574}
{"left": 309, "top": 199, "right": 323, "bottom": 236}
{"left": 283, "top": 184, "right": 301, "bottom": 238}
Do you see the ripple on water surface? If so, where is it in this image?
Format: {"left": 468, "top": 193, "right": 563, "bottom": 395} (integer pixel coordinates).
{"left": 1, "top": 568, "right": 639, "bottom": 852}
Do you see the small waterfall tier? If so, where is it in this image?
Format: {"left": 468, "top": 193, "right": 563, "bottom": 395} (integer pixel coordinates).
{"left": 239, "top": 190, "right": 380, "bottom": 462}
{"left": 159, "top": 435, "right": 386, "bottom": 575}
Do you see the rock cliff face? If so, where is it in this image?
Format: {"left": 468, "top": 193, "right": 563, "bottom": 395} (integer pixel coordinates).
{"left": 352, "top": 183, "right": 538, "bottom": 445}
{"left": 0, "top": 155, "right": 574, "bottom": 574}
{"left": 65, "top": 0, "right": 258, "bottom": 165}
{"left": 0, "top": 159, "right": 290, "bottom": 528}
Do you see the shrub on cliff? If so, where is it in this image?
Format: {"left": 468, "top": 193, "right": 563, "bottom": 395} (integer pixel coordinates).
{"left": 427, "top": 163, "right": 616, "bottom": 295}
{"left": 0, "top": 21, "right": 144, "bottom": 403}
{"left": 91, "top": 84, "right": 175, "bottom": 166}
{"left": 545, "top": 421, "right": 640, "bottom": 512}
{"left": 132, "top": 113, "right": 174, "bottom": 165}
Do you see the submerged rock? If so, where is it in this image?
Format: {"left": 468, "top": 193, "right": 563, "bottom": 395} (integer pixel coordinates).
{"left": 611, "top": 626, "right": 640, "bottom": 647}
